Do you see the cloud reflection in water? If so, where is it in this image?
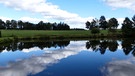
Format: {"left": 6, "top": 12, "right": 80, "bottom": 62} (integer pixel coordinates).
{"left": 101, "top": 58, "right": 135, "bottom": 76}
{"left": 0, "top": 41, "right": 88, "bottom": 76}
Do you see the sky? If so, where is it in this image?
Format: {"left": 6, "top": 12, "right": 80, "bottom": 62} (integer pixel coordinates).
{"left": 0, "top": 0, "right": 135, "bottom": 29}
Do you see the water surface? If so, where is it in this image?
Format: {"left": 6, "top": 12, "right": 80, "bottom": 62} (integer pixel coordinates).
{"left": 0, "top": 39, "right": 135, "bottom": 76}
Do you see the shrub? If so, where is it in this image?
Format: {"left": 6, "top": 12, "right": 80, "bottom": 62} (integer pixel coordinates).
{"left": 91, "top": 28, "right": 100, "bottom": 34}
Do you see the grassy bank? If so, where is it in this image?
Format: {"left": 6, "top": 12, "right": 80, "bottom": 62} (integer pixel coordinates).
{"left": 0, "top": 30, "right": 122, "bottom": 42}
{"left": 1, "top": 30, "right": 90, "bottom": 37}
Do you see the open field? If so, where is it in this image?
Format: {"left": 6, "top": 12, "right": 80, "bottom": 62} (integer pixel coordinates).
{"left": 1, "top": 30, "right": 91, "bottom": 38}
{"left": 1, "top": 30, "right": 121, "bottom": 37}
{"left": 0, "top": 30, "right": 122, "bottom": 43}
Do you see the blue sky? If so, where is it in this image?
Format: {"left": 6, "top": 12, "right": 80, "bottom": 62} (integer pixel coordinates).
{"left": 0, "top": 0, "right": 135, "bottom": 28}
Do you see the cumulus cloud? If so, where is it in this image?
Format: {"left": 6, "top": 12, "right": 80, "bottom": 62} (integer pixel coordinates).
{"left": 0, "top": 0, "right": 94, "bottom": 28}
{"left": 0, "top": 41, "right": 90, "bottom": 76}
{"left": 101, "top": 57, "right": 135, "bottom": 76}
{"left": 103, "top": 0, "right": 135, "bottom": 11}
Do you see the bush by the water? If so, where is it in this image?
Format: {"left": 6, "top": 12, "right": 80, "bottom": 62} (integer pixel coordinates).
{"left": 91, "top": 28, "right": 100, "bottom": 34}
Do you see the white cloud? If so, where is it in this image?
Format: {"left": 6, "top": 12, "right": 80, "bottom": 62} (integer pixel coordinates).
{"left": 103, "top": 0, "right": 135, "bottom": 11}
{"left": 0, "top": 16, "right": 12, "bottom": 21}
{"left": 0, "top": 0, "right": 94, "bottom": 28}
{"left": 117, "top": 18, "right": 125, "bottom": 29}
{"left": 101, "top": 57, "right": 135, "bottom": 76}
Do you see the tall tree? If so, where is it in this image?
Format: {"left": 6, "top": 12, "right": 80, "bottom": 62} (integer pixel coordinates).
{"left": 132, "top": 15, "right": 135, "bottom": 30}
{"left": 122, "top": 17, "right": 133, "bottom": 36}
{"left": 23, "top": 22, "right": 34, "bottom": 30}
{"left": 99, "top": 16, "right": 108, "bottom": 30}
{"left": 0, "top": 19, "right": 5, "bottom": 29}
{"left": 57, "top": 22, "right": 70, "bottom": 30}
{"left": 85, "top": 21, "right": 91, "bottom": 30}
{"left": 108, "top": 18, "right": 119, "bottom": 29}
{"left": 18, "top": 20, "right": 24, "bottom": 29}
{"left": 11, "top": 20, "right": 17, "bottom": 29}
{"left": 46, "top": 22, "right": 53, "bottom": 30}
{"left": 132, "top": 15, "right": 135, "bottom": 22}
{"left": 52, "top": 22, "right": 57, "bottom": 30}
{"left": 85, "top": 19, "right": 97, "bottom": 30}
{"left": 36, "top": 21, "right": 44, "bottom": 30}
{"left": 6, "top": 20, "right": 11, "bottom": 29}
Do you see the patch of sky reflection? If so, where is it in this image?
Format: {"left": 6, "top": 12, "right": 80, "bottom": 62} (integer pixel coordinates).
{"left": 0, "top": 47, "right": 45, "bottom": 66}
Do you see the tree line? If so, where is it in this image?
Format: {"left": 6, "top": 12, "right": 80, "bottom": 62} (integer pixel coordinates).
{"left": 0, "top": 20, "right": 70, "bottom": 30}
{"left": 86, "top": 15, "right": 135, "bottom": 36}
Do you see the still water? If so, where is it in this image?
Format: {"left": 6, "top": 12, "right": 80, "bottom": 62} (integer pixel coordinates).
{"left": 0, "top": 39, "right": 135, "bottom": 76}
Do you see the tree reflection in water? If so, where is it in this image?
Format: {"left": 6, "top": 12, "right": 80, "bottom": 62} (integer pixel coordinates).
{"left": 0, "top": 40, "right": 70, "bottom": 53}
{"left": 86, "top": 39, "right": 135, "bottom": 56}
{"left": 0, "top": 39, "right": 135, "bottom": 56}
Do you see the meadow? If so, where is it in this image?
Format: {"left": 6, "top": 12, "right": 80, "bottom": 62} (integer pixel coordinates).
{"left": 1, "top": 30, "right": 90, "bottom": 38}
{"left": 0, "top": 30, "right": 122, "bottom": 43}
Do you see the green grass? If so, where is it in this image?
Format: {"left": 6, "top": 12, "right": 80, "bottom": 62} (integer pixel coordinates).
{"left": 1, "top": 30, "right": 91, "bottom": 38}
{"left": 0, "top": 37, "right": 13, "bottom": 43}
{"left": 0, "top": 30, "right": 122, "bottom": 39}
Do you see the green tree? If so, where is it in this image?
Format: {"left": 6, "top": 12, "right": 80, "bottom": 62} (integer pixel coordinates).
{"left": 57, "top": 22, "right": 70, "bottom": 30}
{"left": 52, "top": 22, "right": 57, "bottom": 30}
{"left": 122, "top": 17, "right": 133, "bottom": 36}
{"left": 85, "top": 21, "right": 91, "bottom": 30}
{"left": 6, "top": 20, "right": 11, "bottom": 29}
{"left": 18, "top": 20, "right": 24, "bottom": 29}
{"left": 11, "top": 20, "right": 17, "bottom": 29}
{"left": 108, "top": 18, "right": 119, "bottom": 29}
{"left": 85, "top": 19, "right": 97, "bottom": 30}
{"left": 108, "top": 18, "right": 119, "bottom": 33}
{"left": 132, "top": 15, "right": 135, "bottom": 31}
{"left": 23, "top": 22, "right": 34, "bottom": 30}
{"left": 132, "top": 15, "right": 135, "bottom": 22}
{"left": 0, "top": 19, "right": 5, "bottom": 29}
{"left": 46, "top": 22, "right": 53, "bottom": 30}
{"left": 99, "top": 16, "right": 108, "bottom": 30}
{"left": 36, "top": 21, "right": 44, "bottom": 30}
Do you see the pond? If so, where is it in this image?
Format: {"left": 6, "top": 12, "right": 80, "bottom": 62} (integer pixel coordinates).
{"left": 0, "top": 39, "right": 135, "bottom": 76}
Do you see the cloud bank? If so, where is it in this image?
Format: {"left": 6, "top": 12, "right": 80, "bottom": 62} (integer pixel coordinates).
{"left": 103, "top": 0, "right": 135, "bottom": 11}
